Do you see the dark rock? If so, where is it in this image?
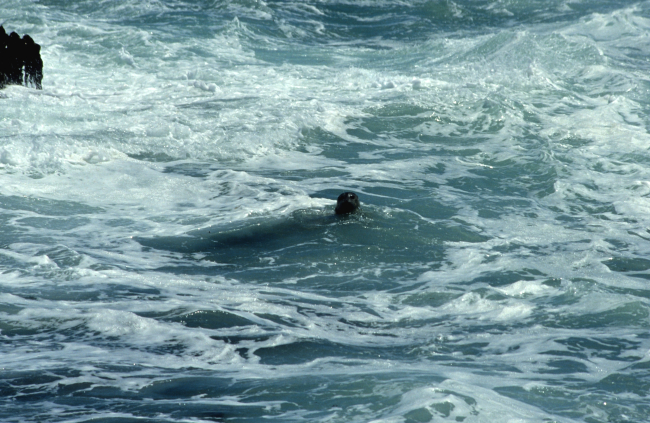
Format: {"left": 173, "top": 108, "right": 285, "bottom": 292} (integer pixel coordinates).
{"left": 0, "top": 25, "right": 43, "bottom": 89}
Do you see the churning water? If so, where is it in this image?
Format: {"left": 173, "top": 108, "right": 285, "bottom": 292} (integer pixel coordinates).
{"left": 2, "top": 1, "right": 650, "bottom": 422}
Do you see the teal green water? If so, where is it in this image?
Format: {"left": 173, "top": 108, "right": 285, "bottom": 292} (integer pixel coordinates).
{"left": 2, "top": 0, "right": 650, "bottom": 422}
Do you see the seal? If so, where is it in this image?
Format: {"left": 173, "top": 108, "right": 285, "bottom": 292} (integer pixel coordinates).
{"left": 335, "top": 192, "right": 360, "bottom": 215}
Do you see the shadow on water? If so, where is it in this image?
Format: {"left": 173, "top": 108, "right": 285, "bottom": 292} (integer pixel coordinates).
{"left": 136, "top": 204, "right": 488, "bottom": 285}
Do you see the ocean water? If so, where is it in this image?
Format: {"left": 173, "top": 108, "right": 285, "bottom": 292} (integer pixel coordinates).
{"left": 2, "top": 0, "right": 650, "bottom": 422}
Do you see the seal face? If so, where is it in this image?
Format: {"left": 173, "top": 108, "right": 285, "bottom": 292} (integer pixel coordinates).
{"left": 335, "top": 192, "right": 360, "bottom": 215}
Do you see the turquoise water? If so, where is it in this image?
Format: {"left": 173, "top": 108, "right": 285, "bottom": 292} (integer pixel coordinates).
{"left": 2, "top": 1, "right": 650, "bottom": 422}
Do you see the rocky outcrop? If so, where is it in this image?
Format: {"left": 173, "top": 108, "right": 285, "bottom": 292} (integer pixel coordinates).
{"left": 0, "top": 25, "right": 43, "bottom": 89}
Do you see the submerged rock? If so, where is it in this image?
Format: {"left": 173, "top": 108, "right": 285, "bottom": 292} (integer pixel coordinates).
{"left": 0, "top": 25, "right": 43, "bottom": 89}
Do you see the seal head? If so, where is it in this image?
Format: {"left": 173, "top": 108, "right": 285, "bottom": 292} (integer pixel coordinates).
{"left": 335, "top": 192, "right": 360, "bottom": 215}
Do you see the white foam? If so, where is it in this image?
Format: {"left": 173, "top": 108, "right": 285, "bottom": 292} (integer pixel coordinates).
{"left": 496, "top": 280, "right": 553, "bottom": 297}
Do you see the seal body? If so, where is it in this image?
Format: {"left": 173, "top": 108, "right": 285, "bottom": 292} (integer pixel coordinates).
{"left": 335, "top": 192, "right": 360, "bottom": 215}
